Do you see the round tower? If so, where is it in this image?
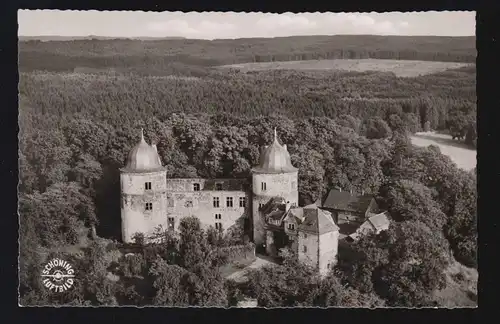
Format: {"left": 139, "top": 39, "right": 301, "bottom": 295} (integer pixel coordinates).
{"left": 120, "top": 129, "right": 167, "bottom": 243}
{"left": 251, "top": 128, "right": 299, "bottom": 248}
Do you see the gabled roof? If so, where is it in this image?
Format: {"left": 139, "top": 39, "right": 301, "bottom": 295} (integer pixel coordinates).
{"left": 367, "top": 212, "right": 390, "bottom": 231}
{"left": 348, "top": 212, "right": 390, "bottom": 242}
{"left": 283, "top": 207, "right": 304, "bottom": 223}
{"left": 298, "top": 207, "right": 339, "bottom": 235}
{"left": 321, "top": 189, "right": 374, "bottom": 213}
{"left": 268, "top": 209, "right": 286, "bottom": 221}
{"left": 261, "top": 196, "right": 286, "bottom": 215}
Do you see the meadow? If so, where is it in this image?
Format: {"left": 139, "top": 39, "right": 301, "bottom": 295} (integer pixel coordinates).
{"left": 411, "top": 132, "right": 477, "bottom": 171}
{"left": 219, "top": 59, "right": 473, "bottom": 77}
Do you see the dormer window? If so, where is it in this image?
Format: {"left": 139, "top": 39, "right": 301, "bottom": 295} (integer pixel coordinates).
{"left": 287, "top": 223, "right": 295, "bottom": 230}
{"left": 145, "top": 182, "right": 152, "bottom": 190}
{"left": 239, "top": 197, "right": 246, "bottom": 208}
{"left": 193, "top": 183, "right": 200, "bottom": 191}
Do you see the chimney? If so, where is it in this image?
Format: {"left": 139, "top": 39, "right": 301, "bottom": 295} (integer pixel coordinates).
{"left": 350, "top": 188, "right": 353, "bottom": 194}
{"left": 338, "top": 187, "right": 342, "bottom": 192}
{"left": 283, "top": 144, "right": 287, "bottom": 151}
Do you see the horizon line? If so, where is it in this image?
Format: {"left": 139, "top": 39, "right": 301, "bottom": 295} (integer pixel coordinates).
{"left": 18, "top": 33, "right": 476, "bottom": 40}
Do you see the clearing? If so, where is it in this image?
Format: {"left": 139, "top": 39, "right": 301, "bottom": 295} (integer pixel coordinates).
{"left": 224, "top": 255, "right": 276, "bottom": 283}
{"left": 410, "top": 132, "right": 476, "bottom": 171}
{"left": 218, "top": 59, "right": 473, "bottom": 77}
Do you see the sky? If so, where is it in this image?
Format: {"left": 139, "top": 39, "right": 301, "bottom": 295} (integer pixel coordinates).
{"left": 18, "top": 10, "right": 475, "bottom": 39}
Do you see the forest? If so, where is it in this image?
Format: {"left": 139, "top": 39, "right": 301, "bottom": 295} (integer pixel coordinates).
{"left": 18, "top": 36, "right": 477, "bottom": 307}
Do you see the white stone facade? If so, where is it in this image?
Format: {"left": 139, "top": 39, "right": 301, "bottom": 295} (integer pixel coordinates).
{"left": 120, "top": 170, "right": 168, "bottom": 243}
{"left": 251, "top": 171, "right": 299, "bottom": 246}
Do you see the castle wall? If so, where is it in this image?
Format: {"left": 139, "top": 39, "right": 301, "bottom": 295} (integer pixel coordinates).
{"left": 298, "top": 231, "right": 319, "bottom": 269}
{"left": 120, "top": 170, "right": 168, "bottom": 243}
{"left": 252, "top": 172, "right": 298, "bottom": 246}
{"left": 165, "top": 178, "right": 250, "bottom": 234}
{"left": 318, "top": 231, "right": 339, "bottom": 276}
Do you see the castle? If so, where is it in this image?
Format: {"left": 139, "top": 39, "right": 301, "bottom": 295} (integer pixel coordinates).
{"left": 120, "top": 128, "right": 388, "bottom": 275}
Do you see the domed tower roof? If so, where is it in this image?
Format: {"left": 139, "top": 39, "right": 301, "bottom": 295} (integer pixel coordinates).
{"left": 123, "top": 129, "right": 164, "bottom": 172}
{"left": 252, "top": 128, "right": 298, "bottom": 174}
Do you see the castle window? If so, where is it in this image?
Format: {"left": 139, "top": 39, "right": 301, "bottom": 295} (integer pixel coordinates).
{"left": 216, "top": 183, "right": 223, "bottom": 191}
{"left": 226, "top": 197, "right": 234, "bottom": 207}
{"left": 168, "top": 217, "right": 175, "bottom": 229}
{"left": 145, "top": 202, "right": 153, "bottom": 211}
{"left": 215, "top": 222, "right": 222, "bottom": 230}
{"left": 239, "top": 197, "right": 246, "bottom": 208}
{"left": 193, "top": 183, "right": 200, "bottom": 191}
{"left": 259, "top": 203, "right": 264, "bottom": 209}
{"left": 215, "top": 214, "right": 222, "bottom": 220}
{"left": 287, "top": 223, "right": 295, "bottom": 230}
{"left": 261, "top": 182, "right": 267, "bottom": 191}
{"left": 167, "top": 197, "right": 174, "bottom": 207}
{"left": 213, "top": 197, "right": 220, "bottom": 208}
{"left": 145, "top": 182, "right": 152, "bottom": 190}
{"left": 303, "top": 245, "right": 307, "bottom": 253}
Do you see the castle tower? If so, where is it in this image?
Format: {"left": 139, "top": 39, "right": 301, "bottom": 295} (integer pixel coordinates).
{"left": 297, "top": 206, "right": 339, "bottom": 277}
{"left": 251, "top": 128, "right": 299, "bottom": 248}
{"left": 120, "top": 129, "right": 168, "bottom": 243}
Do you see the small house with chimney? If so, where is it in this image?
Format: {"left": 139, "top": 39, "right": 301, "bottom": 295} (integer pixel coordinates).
{"left": 318, "top": 188, "right": 379, "bottom": 228}
{"left": 346, "top": 211, "right": 391, "bottom": 243}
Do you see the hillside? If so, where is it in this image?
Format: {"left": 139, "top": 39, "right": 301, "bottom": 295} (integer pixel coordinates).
{"left": 18, "top": 35, "right": 476, "bottom": 73}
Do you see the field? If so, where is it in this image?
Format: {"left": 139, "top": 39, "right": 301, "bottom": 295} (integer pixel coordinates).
{"left": 219, "top": 59, "right": 473, "bottom": 77}
{"left": 411, "top": 132, "right": 477, "bottom": 171}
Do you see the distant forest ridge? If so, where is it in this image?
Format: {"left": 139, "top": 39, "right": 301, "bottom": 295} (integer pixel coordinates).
{"left": 19, "top": 35, "right": 187, "bottom": 41}
{"left": 19, "top": 35, "right": 476, "bottom": 73}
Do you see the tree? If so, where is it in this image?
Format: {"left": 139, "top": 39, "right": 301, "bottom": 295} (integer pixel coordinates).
{"left": 178, "top": 216, "right": 215, "bottom": 270}
{"left": 378, "top": 179, "right": 447, "bottom": 231}
{"left": 465, "top": 120, "right": 477, "bottom": 148}
{"left": 19, "top": 182, "right": 97, "bottom": 247}
{"left": 244, "top": 248, "right": 321, "bottom": 307}
{"left": 340, "top": 221, "right": 449, "bottom": 307}
{"left": 150, "top": 257, "right": 190, "bottom": 306}
{"left": 290, "top": 145, "right": 325, "bottom": 205}
{"left": 447, "top": 110, "right": 469, "bottom": 140}
{"left": 364, "top": 117, "right": 392, "bottom": 139}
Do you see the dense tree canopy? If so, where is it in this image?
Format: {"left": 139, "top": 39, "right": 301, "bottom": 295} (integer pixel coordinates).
{"left": 18, "top": 37, "right": 476, "bottom": 306}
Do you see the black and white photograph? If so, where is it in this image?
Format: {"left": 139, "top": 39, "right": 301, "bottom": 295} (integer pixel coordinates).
{"left": 18, "top": 10, "right": 477, "bottom": 307}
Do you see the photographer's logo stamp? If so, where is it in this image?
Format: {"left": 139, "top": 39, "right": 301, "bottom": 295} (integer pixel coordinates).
{"left": 41, "top": 258, "right": 75, "bottom": 292}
